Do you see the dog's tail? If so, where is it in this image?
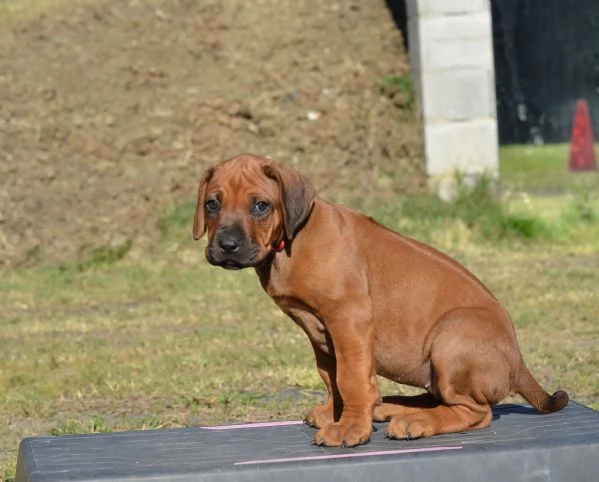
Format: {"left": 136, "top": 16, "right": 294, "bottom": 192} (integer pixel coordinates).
{"left": 515, "top": 364, "right": 569, "bottom": 413}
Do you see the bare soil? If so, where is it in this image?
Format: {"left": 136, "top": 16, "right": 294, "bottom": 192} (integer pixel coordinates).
{"left": 0, "top": 0, "right": 422, "bottom": 267}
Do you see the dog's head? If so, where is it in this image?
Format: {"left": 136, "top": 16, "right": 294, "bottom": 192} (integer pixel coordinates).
{"left": 193, "top": 154, "right": 315, "bottom": 270}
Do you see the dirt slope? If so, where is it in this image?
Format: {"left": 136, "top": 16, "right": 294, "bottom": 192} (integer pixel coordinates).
{"left": 0, "top": 0, "right": 422, "bottom": 266}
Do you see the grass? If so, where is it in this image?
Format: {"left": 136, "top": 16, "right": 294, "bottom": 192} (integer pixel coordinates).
{"left": 1, "top": 147, "right": 599, "bottom": 480}
{"left": 393, "top": 176, "right": 551, "bottom": 241}
{"left": 378, "top": 73, "right": 415, "bottom": 119}
{"left": 500, "top": 143, "right": 599, "bottom": 193}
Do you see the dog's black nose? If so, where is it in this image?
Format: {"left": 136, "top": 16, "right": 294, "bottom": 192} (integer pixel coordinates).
{"left": 217, "top": 228, "right": 244, "bottom": 253}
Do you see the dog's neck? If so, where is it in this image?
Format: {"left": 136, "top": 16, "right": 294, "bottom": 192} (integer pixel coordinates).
{"left": 255, "top": 198, "right": 324, "bottom": 293}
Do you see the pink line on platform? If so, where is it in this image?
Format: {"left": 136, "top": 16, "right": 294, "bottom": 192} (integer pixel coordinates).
{"left": 202, "top": 420, "right": 304, "bottom": 431}
{"left": 235, "top": 445, "right": 463, "bottom": 466}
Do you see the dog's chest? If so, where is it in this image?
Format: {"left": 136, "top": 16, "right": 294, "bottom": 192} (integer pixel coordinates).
{"left": 257, "top": 258, "right": 332, "bottom": 354}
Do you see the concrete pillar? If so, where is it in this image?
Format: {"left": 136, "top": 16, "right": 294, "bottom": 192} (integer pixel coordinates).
{"left": 406, "top": 0, "right": 499, "bottom": 200}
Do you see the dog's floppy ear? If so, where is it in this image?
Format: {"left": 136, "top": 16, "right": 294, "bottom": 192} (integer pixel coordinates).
{"left": 264, "top": 162, "right": 315, "bottom": 240}
{"left": 192, "top": 167, "right": 214, "bottom": 240}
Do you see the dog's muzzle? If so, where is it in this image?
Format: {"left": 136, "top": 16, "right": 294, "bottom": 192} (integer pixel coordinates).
{"left": 207, "top": 224, "right": 261, "bottom": 270}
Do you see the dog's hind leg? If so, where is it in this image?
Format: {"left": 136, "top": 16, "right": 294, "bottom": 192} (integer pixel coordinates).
{"left": 384, "top": 373, "right": 494, "bottom": 440}
{"left": 386, "top": 307, "right": 516, "bottom": 439}
{"left": 373, "top": 393, "right": 440, "bottom": 422}
{"left": 385, "top": 400, "right": 492, "bottom": 440}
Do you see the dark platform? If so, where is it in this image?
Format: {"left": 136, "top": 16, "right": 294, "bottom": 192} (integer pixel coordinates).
{"left": 16, "top": 402, "right": 599, "bottom": 481}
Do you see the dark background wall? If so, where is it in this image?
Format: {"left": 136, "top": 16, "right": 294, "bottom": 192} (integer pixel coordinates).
{"left": 492, "top": 0, "right": 599, "bottom": 145}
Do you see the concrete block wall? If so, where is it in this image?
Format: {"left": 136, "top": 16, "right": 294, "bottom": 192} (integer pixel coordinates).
{"left": 406, "top": 0, "right": 499, "bottom": 200}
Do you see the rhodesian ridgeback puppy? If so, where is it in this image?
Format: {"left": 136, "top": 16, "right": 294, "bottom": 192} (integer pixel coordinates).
{"left": 193, "top": 153, "right": 569, "bottom": 447}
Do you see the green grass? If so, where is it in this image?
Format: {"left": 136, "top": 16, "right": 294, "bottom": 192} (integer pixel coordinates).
{"left": 396, "top": 177, "right": 551, "bottom": 241}
{"left": 0, "top": 245, "right": 326, "bottom": 478}
{"left": 1, "top": 148, "right": 599, "bottom": 480}
{"left": 499, "top": 144, "right": 599, "bottom": 233}
{"left": 500, "top": 143, "right": 599, "bottom": 192}
{"left": 378, "top": 73, "right": 415, "bottom": 118}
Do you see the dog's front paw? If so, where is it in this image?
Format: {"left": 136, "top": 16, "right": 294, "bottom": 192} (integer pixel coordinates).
{"left": 304, "top": 403, "right": 334, "bottom": 429}
{"left": 313, "top": 420, "right": 372, "bottom": 447}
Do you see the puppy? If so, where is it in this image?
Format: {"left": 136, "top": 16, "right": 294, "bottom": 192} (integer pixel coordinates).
{"left": 193, "top": 153, "right": 568, "bottom": 447}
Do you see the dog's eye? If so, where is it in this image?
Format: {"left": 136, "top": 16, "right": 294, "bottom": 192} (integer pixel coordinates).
{"left": 253, "top": 201, "right": 271, "bottom": 215}
{"left": 205, "top": 199, "right": 220, "bottom": 214}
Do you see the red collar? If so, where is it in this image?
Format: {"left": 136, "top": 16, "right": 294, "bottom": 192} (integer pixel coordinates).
{"left": 271, "top": 239, "right": 286, "bottom": 253}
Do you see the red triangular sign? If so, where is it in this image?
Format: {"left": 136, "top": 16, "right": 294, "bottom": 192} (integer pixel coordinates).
{"left": 568, "top": 99, "right": 597, "bottom": 172}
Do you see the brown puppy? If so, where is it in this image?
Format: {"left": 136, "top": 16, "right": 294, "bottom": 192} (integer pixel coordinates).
{"left": 193, "top": 153, "right": 568, "bottom": 447}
